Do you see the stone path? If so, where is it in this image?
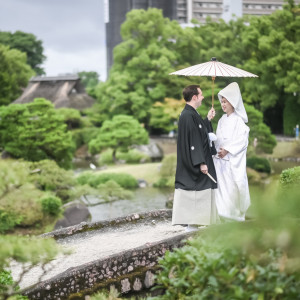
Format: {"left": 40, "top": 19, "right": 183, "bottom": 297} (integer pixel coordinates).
{"left": 11, "top": 215, "right": 186, "bottom": 290}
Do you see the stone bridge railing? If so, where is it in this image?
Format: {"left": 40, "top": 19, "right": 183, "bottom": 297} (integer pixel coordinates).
{"left": 21, "top": 210, "right": 193, "bottom": 300}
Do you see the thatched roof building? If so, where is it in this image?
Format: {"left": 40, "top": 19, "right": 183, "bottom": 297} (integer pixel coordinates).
{"left": 14, "top": 75, "right": 95, "bottom": 110}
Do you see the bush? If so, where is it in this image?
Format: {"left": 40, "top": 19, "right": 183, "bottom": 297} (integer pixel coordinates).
{"left": 77, "top": 172, "right": 138, "bottom": 189}
{"left": 277, "top": 167, "right": 300, "bottom": 218}
{"left": 117, "top": 149, "right": 150, "bottom": 164}
{"left": 97, "top": 180, "right": 133, "bottom": 202}
{"left": 280, "top": 166, "right": 300, "bottom": 188}
{"left": 41, "top": 195, "right": 62, "bottom": 216}
{"left": 154, "top": 236, "right": 300, "bottom": 300}
{"left": 246, "top": 156, "right": 271, "bottom": 173}
{"left": 154, "top": 154, "right": 176, "bottom": 188}
{"left": 99, "top": 149, "right": 150, "bottom": 165}
{"left": 27, "top": 160, "right": 76, "bottom": 202}
{"left": 0, "top": 269, "right": 28, "bottom": 299}
{"left": 0, "top": 160, "right": 48, "bottom": 231}
{"left": 0, "top": 210, "right": 22, "bottom": 233}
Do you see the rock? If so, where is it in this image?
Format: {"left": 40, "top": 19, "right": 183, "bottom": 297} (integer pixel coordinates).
{"left": 134, "top": 141, "right": 163, "bottom": 161}
{"left": 1, "top": 150, "right": 12, "bottom": 159}
{"left": 138, "top": 179, "right": 148, "bottom": 188}
{"left": 55, "top": 201, "right": 90, "bottom": 229}
{"left": 165, "top": 193, "right": 174, "bottom": 209}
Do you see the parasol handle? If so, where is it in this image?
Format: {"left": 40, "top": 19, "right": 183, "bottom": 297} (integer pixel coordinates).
{"left": 211, "top": 76, "right": 215, "bottom": 107}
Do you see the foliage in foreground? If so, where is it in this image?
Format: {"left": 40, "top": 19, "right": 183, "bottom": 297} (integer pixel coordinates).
{"left": 152, "top": 168, "right": 300, "bottom": 300}
{"left": 0, "top": 270, "right": 28, "bottom": 300}
{"left": 154, "top": 231, "right": 300, "bottom": 300}
{"left": 0, "top": 235, "right": 60, "bottom": 300}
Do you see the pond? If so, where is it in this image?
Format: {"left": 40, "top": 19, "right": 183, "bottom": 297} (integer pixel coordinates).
{"left": 86, "top": 187, "right": 171, "bottom": 222}
{"left": 75, "top": 159, "right": 300, "bottom": 222}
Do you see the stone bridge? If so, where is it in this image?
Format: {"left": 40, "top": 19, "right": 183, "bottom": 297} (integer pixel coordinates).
{"left": 11, "top": 210, "right": 197, "bottom": 300}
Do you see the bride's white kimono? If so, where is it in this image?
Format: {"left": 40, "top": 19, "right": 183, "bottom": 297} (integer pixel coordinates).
{"left": 213, "top": 82, "right": 251, "bottom": 221}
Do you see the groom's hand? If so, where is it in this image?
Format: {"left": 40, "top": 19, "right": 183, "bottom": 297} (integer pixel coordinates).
{"left": 207, "top": 108, "right": 216, "bottom": 121}
{"left": 200, "top": 164, "right": 208, "bottom": 174}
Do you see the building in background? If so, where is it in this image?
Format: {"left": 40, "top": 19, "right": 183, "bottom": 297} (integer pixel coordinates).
{"left": 105, "top": 0, "right": 298, "bottom": 74}
{"left": 177, "top": 0, "right": 297, "bottom": 23}
{"left": 14, "top": 75, "right": 95, "bottom": 110}
{"left": 105, "top": 0, "right": 177, "bottom": 75}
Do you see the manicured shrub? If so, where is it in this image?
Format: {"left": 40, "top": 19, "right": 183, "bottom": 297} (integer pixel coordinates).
{"left": 77, "top": 172, "right": 138, "bottom": 189}
{"left": 246, "top": 156, "right": 271, "bottom": 173}
{"left": 0, "top": 98, "right": 75, "bottom": 168}
{"left": 41, "top": 196, "right": 62, "bottom": 216}
{"left": 97, "top": 180, "right": 133, "bottom": 202}
{"left": 27, "top": 160, "right": 76, "bottom": 202}
{"left": 98, "top": 148, "right": 150, "bottom": 165}
{"left": 117, "top": 149, "right": 150, "bottom": 164}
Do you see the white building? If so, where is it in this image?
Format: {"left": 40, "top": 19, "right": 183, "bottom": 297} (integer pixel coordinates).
{"left": 177, "top": 0, "right": 299, "bottom": 24}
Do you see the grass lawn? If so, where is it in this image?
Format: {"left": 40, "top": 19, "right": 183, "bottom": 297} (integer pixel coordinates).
{"left": 267, "top": 140, "right": 300, "bottom": 158}
{"left": 96, "top": 162, "right": 161, "bottom": 185}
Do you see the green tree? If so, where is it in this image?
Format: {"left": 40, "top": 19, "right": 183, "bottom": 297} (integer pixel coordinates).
{"left": 56, "top": 108, "right": 82, "bottom": 130}
{"left": 0, "top": 44, "right": 34, "bottom": 105}
{"left": 78, "top": 71, "right": 100, "bottom": 98}
{"left": 91, "top": 8, "right": 198, "bottom": 127}
{"left": 150, "top": 98, "right": 185, "bottom": 133}
{"left": 239, "top": 1, "right": 300, "bottom": 134}
{"left": 245, "top": 103, "right": 277, "bottom": 153}
{"left": 0, "top": 98, "right": 74, "bottom": 168}
{"left": 0, "top": 30, "right": 46, "bottom": 75}
{"left": 88, "top": 115, "right": 148, "bottom": 163}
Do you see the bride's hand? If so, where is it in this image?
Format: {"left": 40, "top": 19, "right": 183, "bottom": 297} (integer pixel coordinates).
{"left": 218, "top": 148, "right": 228, "bottom": 158}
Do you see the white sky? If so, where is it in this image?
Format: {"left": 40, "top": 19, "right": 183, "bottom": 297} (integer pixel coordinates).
{"left": 0, "top": 0, "right": 107, "bottom": 80}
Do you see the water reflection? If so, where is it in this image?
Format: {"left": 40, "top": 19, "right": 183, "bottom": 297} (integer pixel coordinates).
{"left": 87, "top": 187, "right": 171, "bottom": 222}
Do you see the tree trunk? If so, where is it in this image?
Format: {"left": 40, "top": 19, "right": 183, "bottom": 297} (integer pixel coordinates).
{"left": 112, "top": 148, "right": 117, "bottom": 164}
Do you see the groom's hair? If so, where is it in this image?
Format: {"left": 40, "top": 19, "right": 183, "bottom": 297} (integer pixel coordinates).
{"left": 183, "top": 85, "right": 200, "bottom": 102}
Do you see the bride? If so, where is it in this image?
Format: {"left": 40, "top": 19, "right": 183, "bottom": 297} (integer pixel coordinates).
{"left": 213, "top": 82, "right": 251, "bottom": 221}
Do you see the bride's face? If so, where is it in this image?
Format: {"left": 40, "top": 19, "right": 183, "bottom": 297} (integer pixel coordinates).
{"left": 221, "top": 97, "right": 234, "bottom": 115}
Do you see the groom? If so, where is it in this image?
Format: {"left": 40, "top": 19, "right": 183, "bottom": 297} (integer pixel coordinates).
{"left": 172, "top": 85, "right": 218, "bottom": 231}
